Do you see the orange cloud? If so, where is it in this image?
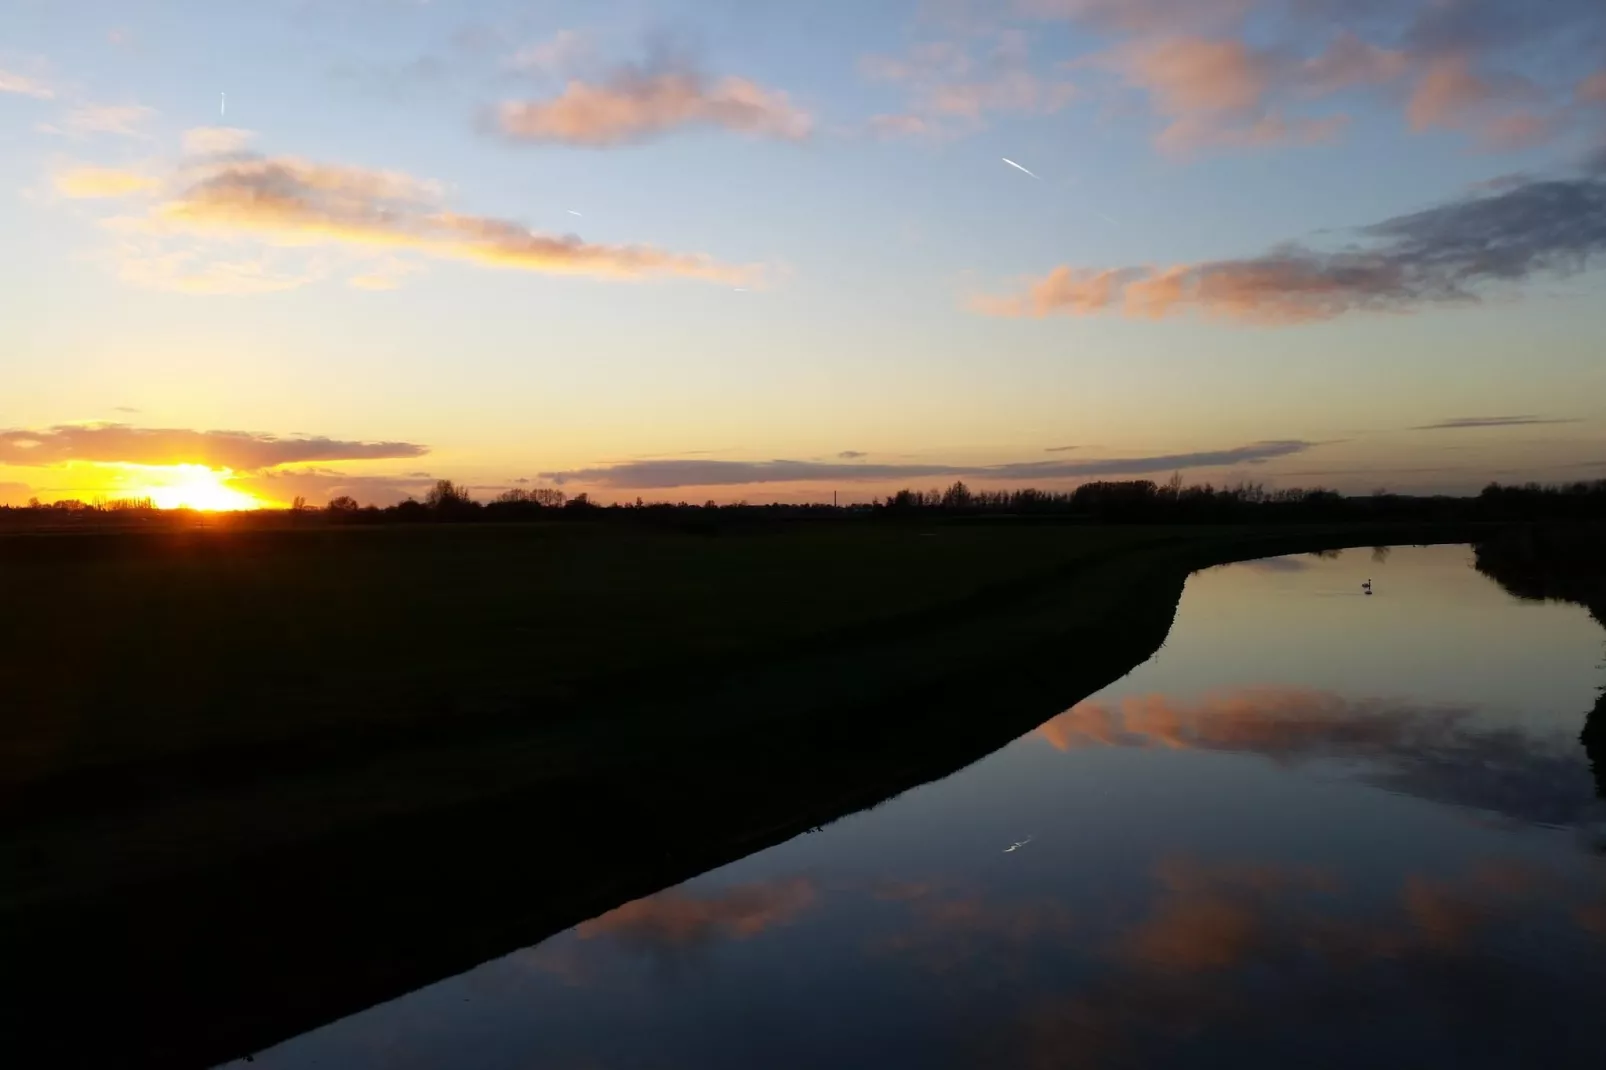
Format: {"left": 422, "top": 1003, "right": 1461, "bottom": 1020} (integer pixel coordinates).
{"left": 1103, "top": 36, "right": 1349, "bottom": 154}
{"left": 974, "top": 165, "right": 1606, "bottom": 323}
{"left": 1406, "top": 55, "right": 1550, "bottom": 149}
{"left": 54, "top": 166, "right": 159, "bottom": 198}
{"left": 576, "top": 877, "right": 816, "bottom": 951}
{"left": 0, "top": 424, "right": 427, "bottom": 470}
{"left": 498, "top": 69, "right": 812, "bottom": 146}
{"left": 146, "top": 154, "right": 754, "bottom": 285}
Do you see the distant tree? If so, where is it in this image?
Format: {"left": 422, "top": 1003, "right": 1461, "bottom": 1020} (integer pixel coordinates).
{"left": 941, "top": 480, "right": 974, "bottom": 509}
{"left": 27, "top": 497, "right": 40, "bottom": 509}
{"left": 291, "top": 496, "right": 308, "bottom": 512}
{"left": 424, "top": 480, "right": 476, "bottom": 515}
{"left": 327, "top": 495, "right": 360, "bottom": 513}
{"left": 531, "top": 487, "right": 566, "bottom": 508}
{"left": 566, "top": 492, "right": 596, "bottom": 512}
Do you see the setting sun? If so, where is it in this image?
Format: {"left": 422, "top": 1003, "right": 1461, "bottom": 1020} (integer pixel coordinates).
{"left": 128, "top": 464, "right": 264, "bottom": 511}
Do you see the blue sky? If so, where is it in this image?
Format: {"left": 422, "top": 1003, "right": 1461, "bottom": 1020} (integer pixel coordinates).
{"left": 2, "top": 0, "right": 1604, "bottom": 506}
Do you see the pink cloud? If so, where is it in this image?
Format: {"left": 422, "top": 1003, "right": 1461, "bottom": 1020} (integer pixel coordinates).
{"left": 971, "top": 165, "right": 1606, "bottom": 324}
{"left": 499, "top": 69, "right": 812, "bottom": 146}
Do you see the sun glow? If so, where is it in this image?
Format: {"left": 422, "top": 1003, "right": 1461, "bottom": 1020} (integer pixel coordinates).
{"left": 127, "top": 464, "right": 264, "bottom": 511}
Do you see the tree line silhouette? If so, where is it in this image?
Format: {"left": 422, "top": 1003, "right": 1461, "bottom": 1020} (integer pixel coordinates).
{"left": 6, "top": 476, "right": 1606, "bottom": 527}
{"left": 1475, "top": 523, "right": 1606, "bottom": 803}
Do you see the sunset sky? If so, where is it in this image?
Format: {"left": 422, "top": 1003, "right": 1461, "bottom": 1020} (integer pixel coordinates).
{"left": 4, "top": 0, "right": 1604, "bottom": 508}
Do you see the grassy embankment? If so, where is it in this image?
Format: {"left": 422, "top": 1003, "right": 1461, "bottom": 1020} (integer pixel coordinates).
{"left": 0, "top": 519, "right": 1498, "bottom": 1068}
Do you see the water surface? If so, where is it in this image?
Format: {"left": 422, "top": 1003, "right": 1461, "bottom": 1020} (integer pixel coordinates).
{"left": 227, "top": 545, "right": 1606, "bottom": 1069}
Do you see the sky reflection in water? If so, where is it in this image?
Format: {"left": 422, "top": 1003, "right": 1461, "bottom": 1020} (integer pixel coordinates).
{"left": 228, "top": 545, "right": 1606, "bottom": 1069}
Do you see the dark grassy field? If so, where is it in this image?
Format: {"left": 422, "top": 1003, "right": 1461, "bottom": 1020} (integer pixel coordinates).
{"left": 3, "top": 523, "right": 1172, "bottom": 781}
{"left": 0, "top": 518, "right": 1504, "bottom": 1068}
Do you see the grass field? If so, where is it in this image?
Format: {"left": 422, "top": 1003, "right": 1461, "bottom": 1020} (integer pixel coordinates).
{"left": 0, "top": 518, "right": 1501, "bottom": 1068}
{"left": 4, "top": 521, "right": 1183, "bottom": 795}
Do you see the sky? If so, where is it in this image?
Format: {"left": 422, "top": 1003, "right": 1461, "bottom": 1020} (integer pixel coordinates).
{"left": 3, "top": 0, "right": 1605, "bottom": 508}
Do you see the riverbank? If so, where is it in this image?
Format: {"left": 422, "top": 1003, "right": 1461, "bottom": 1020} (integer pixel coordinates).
{"left": 1, "top": 520, "right": 1506, "bottom": 1067}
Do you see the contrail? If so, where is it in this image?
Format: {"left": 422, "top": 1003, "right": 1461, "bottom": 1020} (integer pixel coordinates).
{"left": 220, "top": 91, "right": 226, "bottom": 117}
{"left": 567, "top": 209, "right": 582, "bottom": 216}
{"left": 1002, "top": 157, "right": 1040, "bottom": 180}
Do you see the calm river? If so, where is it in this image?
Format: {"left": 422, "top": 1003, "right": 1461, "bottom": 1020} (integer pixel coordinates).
{"left": 225, "top": 545, "right": 1606, "bottom": 1069}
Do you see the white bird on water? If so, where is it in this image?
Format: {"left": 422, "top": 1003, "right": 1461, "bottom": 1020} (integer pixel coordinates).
{"left": 1003, "top": 835, "right": 1034, "bottom": 853}
{"left": 1001, "top": 157, "right": 1041, "bottom": 180}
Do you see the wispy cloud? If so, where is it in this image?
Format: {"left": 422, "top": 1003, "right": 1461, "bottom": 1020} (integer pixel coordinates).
{"left": 1101, "top": 35, "right": 1351, "bottom": 154}
{"left": 1018, "top": 0, "right": 1602, "bottom": 156}
{"left": 508, "top": 29, "right": 594, "bottom": 76}
{"left": 233, "top": 467, "right": 437, "bottom": 506}
{"left": 182, "top": 126, "right": 255, "bottom": 156}
{"left": 973, "top": 163, "right": 1606, "bottom": 324}
{"left": 97, "top": 140, "right": 756, "bottom": 289}
{"left": 348, "top": 256, "right": 424, "bottom": 290}
{"left": 1412, "top": 415, "right": 1579, "bottom": 430}
{"left": 39, "top": 103, "right": 155, "bottom": 138}
{"left": 113, "top": 247, "right": 327, "bottom": 295}
{"left": 497, "top": 53, "right": 812, "bottom": 146}
{"left": 540, "top": 440, "right": 1314, "bottom": 488}
{"left": 1405, "top": 56, "right": 1551, "bottom": 149}
{"left": 837, "top": 450, "right": 868, "bottom": 459}
{"left": 859, "top": 30, "right": 1075, "bottom": 139}
{"left": 0, "top": 68, "right": 53, "bottom": 99}
{"left": 0, "top": 424, "right": 428, "bottom": 470}
{"left": 53, "top": 166, "right": 160, "bottom": 199}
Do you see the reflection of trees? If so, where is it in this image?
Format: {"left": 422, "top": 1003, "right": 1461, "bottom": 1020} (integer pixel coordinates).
{"left": 1372, "top": 545, "right": 1392, "bottom": 564}
{"left": 1474, "top": 526, "right": 1606, "bottom": 800}
{"left": 1040, "top": 688, "right": 1597, "bottom": 828}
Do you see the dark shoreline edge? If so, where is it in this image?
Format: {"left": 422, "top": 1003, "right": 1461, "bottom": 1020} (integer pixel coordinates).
{"left": 2, "top": 523, "right": 1510, "bottom": 1069}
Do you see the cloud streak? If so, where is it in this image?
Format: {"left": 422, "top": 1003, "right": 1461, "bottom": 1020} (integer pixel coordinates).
{"left": 540, "top": 440, "right": 1314, "bottom": 488}
{"left": 0, "top": 69, "right": 53, "bottom": 99}
{"left": 0, "top": 424, "right": 428, "bottom": 470}
{"left": 54, "top": 166, "right": 160, "bottom": 199}
{"left": 1412, "top": 415, "right": 1579, "bottom": 430}
{"left": 973, "top": 164, "right": 1606, "bottom": 323}
{"left": 130, "top": 151, "right": 754, "bottom": 285}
